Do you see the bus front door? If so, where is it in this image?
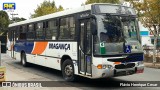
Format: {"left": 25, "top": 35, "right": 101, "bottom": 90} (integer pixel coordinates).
{"left": 11, "top": 30, "right": 15, "bottom": 58}
{"left": 79, "top": 19, "right": 92, "bottom": 76}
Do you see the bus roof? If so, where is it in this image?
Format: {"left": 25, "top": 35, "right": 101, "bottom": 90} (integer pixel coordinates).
{"left": 9, "top": 4, "right": 92, "bottom": 27}
{"left": 9, "top": 3, "right": 128, "bottom": 27}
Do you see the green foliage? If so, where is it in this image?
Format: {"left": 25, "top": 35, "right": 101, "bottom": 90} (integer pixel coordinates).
{"left": 10, "top": 17, "right": 26, "bottom": 23}
{"left": 0, "top": 10, "right": 9, "bottom": 35}
{"left": 57, "top": 5, "right": 64, "bottom": 11}
{"left": 85, "top": 0, "right": 120, "bottom": 4}
{"left": 127, "top": 0, "right": 160, "bottom": 64}
{"left": 127, "top": 0, "right": 160, "bottom": 36}
{"left": 31, "top": 0, "right": 64, "bottom": 18}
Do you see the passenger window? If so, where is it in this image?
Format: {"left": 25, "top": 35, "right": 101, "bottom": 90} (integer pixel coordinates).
{"left": 19, "top": 26, "right": 26, "bottom": 40}
{"left": 46, "top": 20, "right": 58, "bottom": 40}
{"left": 27, "top": 24, "right": 35, "bottom": 40}
{"left": 59, "top": 17, "right": 75, "bottom": 40}
{"left": 36, "top": 22, "right": 44, "bottom": 40}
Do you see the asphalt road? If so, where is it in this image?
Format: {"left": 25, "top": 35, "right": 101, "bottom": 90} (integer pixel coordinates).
{"left": 1, "top": 54, "right": 160, "bottom": 90}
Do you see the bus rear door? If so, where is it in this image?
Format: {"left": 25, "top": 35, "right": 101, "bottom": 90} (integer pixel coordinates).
{"left": 11, "top": 30, "right": 15, "bottom": 58}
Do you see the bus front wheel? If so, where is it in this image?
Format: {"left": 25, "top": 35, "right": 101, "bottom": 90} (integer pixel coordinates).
{"left": 62, "top": 59, "right": 76, "bottom": 81}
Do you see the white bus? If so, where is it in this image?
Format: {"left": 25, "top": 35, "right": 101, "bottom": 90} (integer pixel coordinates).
{"left": 7, "top": 3, "right": 144, "bottom": 81}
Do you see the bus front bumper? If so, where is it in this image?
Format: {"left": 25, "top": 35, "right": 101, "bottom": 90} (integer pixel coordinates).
{"left": 92, "top": 64, "right": 144, "bottom": 79}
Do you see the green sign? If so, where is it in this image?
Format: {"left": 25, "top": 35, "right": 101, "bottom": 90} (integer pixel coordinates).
{"left": 100, "top": 42, "right": 106, "bottom": 54}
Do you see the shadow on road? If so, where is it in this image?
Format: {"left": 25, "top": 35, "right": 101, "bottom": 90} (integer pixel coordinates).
{"left": 11, "top": 61, "right": 133, "bottom": 89}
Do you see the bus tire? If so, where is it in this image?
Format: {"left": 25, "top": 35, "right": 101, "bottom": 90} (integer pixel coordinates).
{"left": 21, "top": 53, "right": 28, "bottom": 67}
{"left": 62, "top": 59, "right": 76, "bottom": 81}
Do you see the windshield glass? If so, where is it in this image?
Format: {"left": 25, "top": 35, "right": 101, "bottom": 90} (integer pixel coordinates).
{"left": 94, "top": 15, "right": 142, "bottom": 55}
{"left": 99, "top": 15, "right": 123, "bottom": 43}
{"left": 122, "top": 17, "right": 138, "bottom": 40}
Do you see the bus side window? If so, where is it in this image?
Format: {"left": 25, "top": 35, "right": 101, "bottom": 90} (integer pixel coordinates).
{"left": 19, "top": 26, "right": 26, "bottom": 40}
{"left": 69, "top": 17, "right": 75, "bottom": 39}
{"left": 46, "top": 20, "right": 58, "bottom": 40}
{"left": 14, "top": 27, "right": 19, "bottom": 41}
{"left": 59, "top": 17, "right": 75, "bottom": 40}
{"left": 36, "top": 22, "right": 44, "bottom": 40}
{"left": 59, "top": 18, "right": 68, "bottom": 40}
{"left": 27, "top": 24, "right": 35, "bottom": 40}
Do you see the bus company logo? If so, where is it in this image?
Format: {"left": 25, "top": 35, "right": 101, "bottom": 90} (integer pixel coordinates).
{"left": 80, "top": 13, "right": 90, "bottom": 18}
{"left": 3, "top": 3, "right": 16, "bottom": 10}
{"left": 49, "top": 43, "right": 70, "bottom": 52}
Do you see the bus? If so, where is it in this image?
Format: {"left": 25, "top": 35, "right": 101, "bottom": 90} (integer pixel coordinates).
{"left": 7, "top": 3, "right": 144, "bottom": 81}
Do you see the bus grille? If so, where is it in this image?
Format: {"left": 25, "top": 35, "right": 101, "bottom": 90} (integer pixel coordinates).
{"left": 115, "top": 63, "right": 135, "bottom": 69}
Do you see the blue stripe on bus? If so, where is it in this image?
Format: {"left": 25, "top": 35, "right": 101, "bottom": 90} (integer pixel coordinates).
{"left": 122, "top": 54, "right": 143, "bottom": 63}
{"left": 14, "top": 41, "right": 34, "bottom": 54}
{"left": 26, "top": 42, "right": 34, "bottom": 54}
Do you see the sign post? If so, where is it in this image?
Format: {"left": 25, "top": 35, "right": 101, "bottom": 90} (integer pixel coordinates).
{"left": 0, "top": 41, "right": 6, "bottom": 82}
{"left": 0, "top": 41, "right": 1, "bottom": 66}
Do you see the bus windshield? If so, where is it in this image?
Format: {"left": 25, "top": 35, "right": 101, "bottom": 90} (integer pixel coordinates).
{"left": 94, "top": 14, "right": 142, "bottom": 55}
{"left": 98, "top": 15, "right": 123, "bottom": 43}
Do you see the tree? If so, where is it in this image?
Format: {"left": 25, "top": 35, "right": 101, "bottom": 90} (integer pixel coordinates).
{"left": 0, "top": 10, "right": 9, "bottom": 35}
{"left": 31, "top": 0, "right": 64, "bottom": 18}
{"left": 57, "top": 5, "right": 64, "bottom": 11}
{"left": 85, "top": 0, "right": 120, "bottom": 4}
{"left": 127, "top": 0, "right": 160, "bottom": 65}
{"left": 10, "top": 17, "right": 26, "bottom": 23}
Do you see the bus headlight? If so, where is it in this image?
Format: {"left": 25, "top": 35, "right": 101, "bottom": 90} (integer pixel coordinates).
{"left": 137, "top": 61, "right": 143, "bottom": 66}
{"left": 107, "top": 65, "right": 113, "bottom": 69}
{"left": 97, "top": 64, "right": 113, "bottom": 69}
{"left": 102, "top": 65, "right": 107, "bottom": 69}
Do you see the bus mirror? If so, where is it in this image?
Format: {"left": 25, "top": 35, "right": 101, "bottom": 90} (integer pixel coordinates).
{"left": 91, "top": 19, "right": 97, "bottom": 35}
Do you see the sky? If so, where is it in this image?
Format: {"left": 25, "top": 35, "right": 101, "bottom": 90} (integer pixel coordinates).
{"left": 0, "top": 0, "right": 87, "bottom": 19}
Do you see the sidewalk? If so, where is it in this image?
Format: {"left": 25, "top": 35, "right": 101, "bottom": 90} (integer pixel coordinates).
{"left": 0, "top": 54, "right": 81, "bottom": 90}
{"left": 144, "top": 62, "right": 160, "bottom": 69}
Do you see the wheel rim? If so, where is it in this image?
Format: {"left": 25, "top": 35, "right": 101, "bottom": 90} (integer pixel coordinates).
{"left": 64, "top": 65, "right": 73, "bottom": 76}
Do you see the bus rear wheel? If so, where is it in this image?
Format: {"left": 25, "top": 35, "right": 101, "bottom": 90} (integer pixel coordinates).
{"left": 21, "top": 53, "right": 28, "bottom": 67}
{"left": 62, "top": 59, "right": 76, "bottom": 81}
